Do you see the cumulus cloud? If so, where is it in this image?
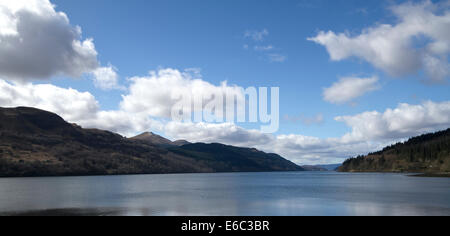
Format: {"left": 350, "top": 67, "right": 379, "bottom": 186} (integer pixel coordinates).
{"left": 92, "top": 66, "right": 124, "bottom": 91}
{"left": 308, "top": 0, "right": 450, "bottom": 82}
{"left": 120, "top": 68, "right": 246, "bottom": 119}
{"left": 323, "top": 76, "right": 380, "bottom": 104}
{"left": 336, "top": 100, "right": 450, "bottom": 142}
{"left": 0, "top": 0, "right": 99, "bottom": 81}
{"left": 0, "top": 79, "right": 99, "bottom": 122}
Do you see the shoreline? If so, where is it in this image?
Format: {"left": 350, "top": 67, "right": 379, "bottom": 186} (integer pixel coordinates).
{"left": 0, "top": 170, "right": 307, "bottom": 179}
{"left": 409, "top": 173, "right": 450, "bottom": 178}
{"left": 2, "top": 171, "right": 449, "bottom": 179}
{"left": 338, "top": 170, "right": 450, "bottom": 178}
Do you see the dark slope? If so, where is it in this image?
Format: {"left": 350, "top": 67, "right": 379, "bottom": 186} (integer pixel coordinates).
{"left": 168, "top": 143, "right": 304, "bottom": 172}
{"left": 339, "top": 128, "right": 450, "bottom": 174}
{"left": 0, "top": 107, "right": 302, "bottom": 177}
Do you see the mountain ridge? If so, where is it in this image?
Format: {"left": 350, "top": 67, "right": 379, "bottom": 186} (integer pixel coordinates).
{"left": 0, "top": 107, "right": 303, "bottom": 177}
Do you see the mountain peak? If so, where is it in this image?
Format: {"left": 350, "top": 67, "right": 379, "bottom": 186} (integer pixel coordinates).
{"left": 130, "top": 131, "right": 174, "bottom": 146}
{"left": 137, "top": 132, "right": 156, "bottom": 137}
{"left": 131, "top": 132, "right": 192, "bottom": 147}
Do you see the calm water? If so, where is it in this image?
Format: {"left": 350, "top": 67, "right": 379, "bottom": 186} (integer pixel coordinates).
{"left": 0, "top": 172, "right": 449, "bottom": 216}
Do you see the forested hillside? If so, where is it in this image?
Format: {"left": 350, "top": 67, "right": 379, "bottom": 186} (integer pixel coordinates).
{"left": 339, "top": 128, "right": 450, "bottom": 174}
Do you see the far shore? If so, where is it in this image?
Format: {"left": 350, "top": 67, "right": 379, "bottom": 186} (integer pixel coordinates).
{"left": 1, "top": 171, "right": 449, "bottom": 179}
{"left": 338, "top": 170, "right": 450, "bottom": 178}
{"left": 0, "top": 170, "right": 307, "bottom": 179}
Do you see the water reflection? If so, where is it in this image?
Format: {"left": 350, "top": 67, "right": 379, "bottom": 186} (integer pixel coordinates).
{"left": 0, "top": 172, "right": 449, "bottom": 216}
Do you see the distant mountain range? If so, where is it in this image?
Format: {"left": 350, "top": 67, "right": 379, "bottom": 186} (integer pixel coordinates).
{"left": 319, "top": 164, "right": 342, "bottom": 171}
{"left": 0, "top": 107, "right": 303, "bottom": 177}
{"left": 301, "top": 165, "right": 328, "bottom": 171}
{"left": 301, "top": 164, "right": 342, "bottom": 171}
{"left": 339, "top": 128, "right": 450, "bottom": 175}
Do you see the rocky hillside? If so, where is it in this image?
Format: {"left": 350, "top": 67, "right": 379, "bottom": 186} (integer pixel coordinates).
{"left": 0, "top": 107, "right": 303, "bottom": 177}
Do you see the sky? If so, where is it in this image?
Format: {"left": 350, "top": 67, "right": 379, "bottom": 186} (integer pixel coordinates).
{"left": 0, "top": 0, "right": 449, "bottom": 164}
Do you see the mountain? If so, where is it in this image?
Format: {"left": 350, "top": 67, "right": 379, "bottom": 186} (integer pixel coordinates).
{"left": 318, "top": 164, "right": 342, "bottom": 171}
{"left": 172, "top": 140, "right": 191, "bottom": 146}
{"left": 339, "top": 128, "right": 450, "bottom": 174}
{"left": 0, "top": 107, "right": 302, "bottom": 177}
{"left": 131, "top": 132, "right": 174, "bottom": 146}
{"left": 301, "top": 165, "right": 328, "bottom": 171}
{"left": 301, "top": 164, "right": 342, "bottom": 171}
{"left": 169, "top": 143, "right": 303, "bottom": 172}
{"left": 130, "top": 132, "right": 191, "bottom": 147}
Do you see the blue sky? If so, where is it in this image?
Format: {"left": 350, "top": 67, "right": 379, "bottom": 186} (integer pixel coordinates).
{"left": 1, "top": 0, "right": 449, "bottom": 164}
{"left": 48, "top": 0, "right": 449, "bottom": 138}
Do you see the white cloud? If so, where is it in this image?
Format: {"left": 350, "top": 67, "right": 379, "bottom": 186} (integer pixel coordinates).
{"left": 336, "top": 100, "right": 450, "bottom": 142}
{"left": 0, "top": 79, "right": 99, "bottom": 122}
{"left": 0, "top": 0, "right": 100, "bottom": 82}
{"left": 308, "top": 0, "right": 450, "bottom": 82}
{"left": 92, "top": 66, "right": 124, "bottom": 91}
{"left": 323, "top": 76, "right": 380, "bottom": 104}
{"left": 83, "top": 110, "right": 162, "bottom": 137}
{"left": 120, "top": 68, "right": 245, "bottom": 119}
{"left": 271, "top": 134, "right": 386, "bottom": 165}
